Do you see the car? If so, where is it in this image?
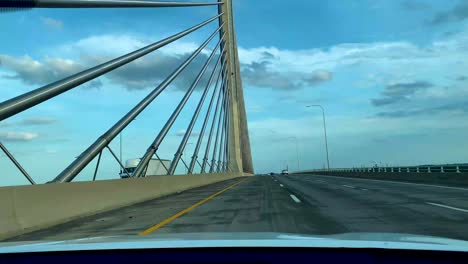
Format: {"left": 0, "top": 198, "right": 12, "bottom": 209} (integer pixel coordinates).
{"left": 281, "top": 169, "right": 289, "bottom": 175}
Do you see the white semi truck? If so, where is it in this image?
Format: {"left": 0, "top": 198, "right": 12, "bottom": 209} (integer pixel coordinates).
{"left": 119, "top": 158, "right": 171, "bottom": 178}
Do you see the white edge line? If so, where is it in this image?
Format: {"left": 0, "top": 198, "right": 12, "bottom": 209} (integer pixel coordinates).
{"left": 310, "top": 174, "right": 468, "bottom": 191}
{"left": 426, "top": 202, "right": 468, "bottom": 213}
{"left": 290, "top": 194, "right": 301, "bottom": 203}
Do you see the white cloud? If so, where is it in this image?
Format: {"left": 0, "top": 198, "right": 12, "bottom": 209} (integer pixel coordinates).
{"left": 0, "top": 54, "right": 84, "bottom": 85}
{"left": 1, "top": 26, "right": 468, "bottom": 102}
{"left": 0, "top": 131, "right": 39, "bottom": 142}
{"left": 21, "top": 117, "right": 57, "bottom": 125}
{"left": 175, "top": 130, "right": 201, "bottom": 137}
{"left": 45, "top": 149, "right": 58, "bottom": 155}
{"left": 248, "top": 101, "right": 468, "bottom": 169}
{"left": 239, "top": 27, "right": 468, "bottom": 115}
{"left": 41, "top": 17, "right": 63, "bottom": 29}
{"left": 241, "top": 57, "right": 333, "bottom": 90}
{"left": 238, "top": 27, "right": 468, "bottom": 84}
{"left": 0, "top": 117, "right": 57, "bottom": 127}
{"left": 0, "top": 34, "right": 212, "bottom": 91}
{"left": 311, "top": 69, "right": 332, "bottom": 81}
{"left": 238, "top": 41, "right": 431, "bottom": 71}
{"left": 11, "top": 28, "right": 463, "bottom": 93}
{"left": 237, "top": 41, "right": 436, "bottom": 90}
{"left": 56, "top": 34, "right": 199, "bottom": 58}
{"left": 59, "top": 35, "right": 148, "bottom": 56}
{"left": 249, "top": 111, "right": 468, "bottom": 146}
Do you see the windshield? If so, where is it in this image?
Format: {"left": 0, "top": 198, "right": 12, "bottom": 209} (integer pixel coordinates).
{"left": 1, "top": 0, "right": 468, "bottom": 250}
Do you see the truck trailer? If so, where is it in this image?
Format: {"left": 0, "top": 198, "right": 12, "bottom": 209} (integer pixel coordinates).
{"left": 119, "top": 158, "right": 171, "bottom": 178}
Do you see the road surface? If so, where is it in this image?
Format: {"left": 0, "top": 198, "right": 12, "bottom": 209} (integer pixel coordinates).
{"left": 5, "top": 174, "right": 468, "bottom": 242}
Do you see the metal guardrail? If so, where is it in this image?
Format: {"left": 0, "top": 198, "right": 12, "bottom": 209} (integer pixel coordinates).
{"left": 1, "top": 0, "right": 238, "bottom": 184}
{"left": 308, "top": 165, "right": 468, "bottom": 174}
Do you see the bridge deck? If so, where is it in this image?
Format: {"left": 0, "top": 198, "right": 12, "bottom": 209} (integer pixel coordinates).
{"left": 5, "top": 175, "right": 468, "bottom": 242}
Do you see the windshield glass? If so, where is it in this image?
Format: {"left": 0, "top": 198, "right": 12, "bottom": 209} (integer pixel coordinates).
{"left": 1, "top": 0, "right": 468, "bottom": 250}
{"left": 124, "top": 167, "right": 135, "bottom": 173}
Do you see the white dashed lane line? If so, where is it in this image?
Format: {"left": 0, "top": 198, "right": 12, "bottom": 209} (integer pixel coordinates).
{"left": 313, "top": 174, "right": 468, "bottom": 191}
{"left": 426, "top": 202, "right": 468, "bottom": 213}
{"left": 289, "top": 194, "right": 301, "bottom": 203}
{"left": 273, "top": 180, "right": 299, "bottom": 203}
{"left": 342, "top": 185, "right": 355, "bottom": 188}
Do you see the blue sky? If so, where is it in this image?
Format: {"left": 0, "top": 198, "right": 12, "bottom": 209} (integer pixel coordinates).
{"left": 1, "top": 0, "right": 468, "bottom": 186}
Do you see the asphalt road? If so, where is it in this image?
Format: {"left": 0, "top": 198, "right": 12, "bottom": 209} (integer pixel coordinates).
{"left": 5, "top": 174, "right": 468, "bottom": 242}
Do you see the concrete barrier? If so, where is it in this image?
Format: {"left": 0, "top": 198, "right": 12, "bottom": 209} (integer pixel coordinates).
{"left": 0, "top": 173, "right": 246, "bottom": 240}
{"left": 296, "top": 171, "right": 468, "bottom": 187}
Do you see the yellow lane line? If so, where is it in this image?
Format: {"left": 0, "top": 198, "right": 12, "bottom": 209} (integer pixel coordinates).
{"left": 138, "top": 178, "right": 249, "bottom": 236}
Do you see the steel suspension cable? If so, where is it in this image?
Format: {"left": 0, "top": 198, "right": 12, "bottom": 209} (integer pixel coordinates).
{"left": 133, "top": 29, "right": 224, "bottom": 178}
{"left": 167, "top": 50, "right": 226, "bottom": 175}
{"left": 52, "top": 24, "right": 224, "bottom": 183}
{"left": 200, "top": 77, "right": 227, "bottom": 173}
{"left": 0, "top": 14, "right": 222, "bottom": 122}
{"left": 187, "top": 62, "right": 226, "bottom": 174}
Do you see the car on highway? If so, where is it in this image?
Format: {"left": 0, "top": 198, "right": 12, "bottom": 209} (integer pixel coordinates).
{"left": 281, "top": 169, "right": 289, "bottom": 175}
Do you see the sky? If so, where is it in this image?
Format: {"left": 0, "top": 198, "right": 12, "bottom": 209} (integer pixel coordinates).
{"left": 1, "top": 0, "right": 468, "bottom": 186}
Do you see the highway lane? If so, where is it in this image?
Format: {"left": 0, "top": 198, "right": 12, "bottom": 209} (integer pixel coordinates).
{"left": 5, "top": 176, "right": 340, "bottom": 242}
{"left": 276, "top": 174, "right": 468, "bottom": 240}
{"left": 4, "top": 174, "right": 468, "bottom": 242}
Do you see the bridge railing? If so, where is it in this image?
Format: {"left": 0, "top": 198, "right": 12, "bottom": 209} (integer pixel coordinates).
{"left": 304, "top": 165, "right": 468, "bottom": 174}
{"left": 0, "top": 0, "right": 248, "bottom": 185}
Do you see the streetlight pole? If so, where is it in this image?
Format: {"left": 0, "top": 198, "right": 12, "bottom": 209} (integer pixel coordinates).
{"left": 306, "top": 105, "right": 330, "bottom": 170}
{"left": 287, "top": 136, "right": 300, "bottom": 171}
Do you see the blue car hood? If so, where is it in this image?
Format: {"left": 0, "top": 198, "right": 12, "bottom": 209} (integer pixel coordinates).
{"left": 1, "top": 232, "right": 468, "bottom": 253}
